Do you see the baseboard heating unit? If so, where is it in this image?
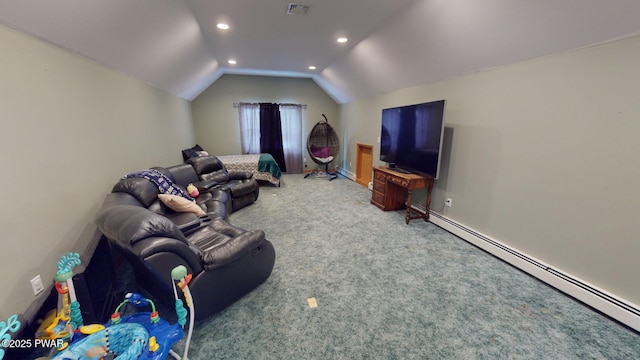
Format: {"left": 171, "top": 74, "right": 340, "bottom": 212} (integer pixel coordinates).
{"left": 413, "top": 205, "right": 640, "bottom": 332}
{"left": 335, "top": 167, "right": 355, "bottom": 181}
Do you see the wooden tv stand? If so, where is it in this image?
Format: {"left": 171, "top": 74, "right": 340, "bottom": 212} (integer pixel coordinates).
{"left": 371, "top": 166, "right": 434, "bottom": 224}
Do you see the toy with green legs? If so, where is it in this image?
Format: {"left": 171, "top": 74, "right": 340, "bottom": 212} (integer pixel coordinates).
{"left": 44, "top": 253, "right": 83, "bottom": 344}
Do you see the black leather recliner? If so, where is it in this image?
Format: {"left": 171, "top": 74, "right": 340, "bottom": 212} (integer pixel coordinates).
{"left": 94, "top": 169, "right": 275, "bottom": 320}
{"left": 186, "top": 155, "right": 260, "bottom": 212}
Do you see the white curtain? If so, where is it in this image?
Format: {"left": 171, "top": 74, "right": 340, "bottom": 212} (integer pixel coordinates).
{"left": 279, "top": 104, "right": 303, "bottom": 173}
{"left": 238, "top": 103, "right": 261, "bottom": 154}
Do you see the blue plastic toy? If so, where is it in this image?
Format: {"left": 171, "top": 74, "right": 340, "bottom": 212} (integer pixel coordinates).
{"left": 51, "top": 265, "right": 194, "bottom": 360}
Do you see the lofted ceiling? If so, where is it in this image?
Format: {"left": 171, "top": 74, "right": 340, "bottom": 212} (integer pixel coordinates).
{"left": 1, "top": 0, "right": 640, "bottom": 103}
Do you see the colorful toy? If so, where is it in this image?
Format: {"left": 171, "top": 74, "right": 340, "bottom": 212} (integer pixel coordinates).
{"left": 0, "top": 314, "right": 21, "bottom": 360}
{"left": 51, "top": 322, "right": 148, "bottom": 360}
{"left": 169, "top": 265, "right": 194, "bottom": 360}
{"left": 51, "top": 265, "right": 194, "bottom": 360}
{"left": 35, "top": 253, "right": 83, "bottom": 348}
{"left": 186, "top": 183, "right": 199, "bottom": 198}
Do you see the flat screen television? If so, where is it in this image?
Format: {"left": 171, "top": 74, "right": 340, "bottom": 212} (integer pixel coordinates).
{"left": 380, "top": 99, "right": 446, "bottom": 179}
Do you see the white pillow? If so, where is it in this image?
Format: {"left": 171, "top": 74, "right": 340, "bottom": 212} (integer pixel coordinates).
{"left": 315, "top": 155, "right": 334, "bottom": 163}
{"left": 157, "top": 194, "right": 205, "bottom": 217}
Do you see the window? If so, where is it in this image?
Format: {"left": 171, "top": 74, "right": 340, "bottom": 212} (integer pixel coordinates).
{"left": 238, "top": 103, "right": 303, "bottom": 173}
{"left": 238, "top": 103, "right": 260, "bottom": 154}
{"left": 279, "top": 104, "right": 303, "bottom": 173}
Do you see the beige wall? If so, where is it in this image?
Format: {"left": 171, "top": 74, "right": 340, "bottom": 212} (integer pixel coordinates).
{"left": 0, "top": 25, "right": 194, "bottom": 320}
{"left": 339, "top": 35, "right": 640, "bottom": 305}
{"left": 190, "top": 74, "right": 339, "bottom": 169}
{"left": 4, "top": 14, "right": 638, "bottom": 326}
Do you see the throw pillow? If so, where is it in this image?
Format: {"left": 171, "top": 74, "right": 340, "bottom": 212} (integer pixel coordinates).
{"left": 181, "top": 144, "right": 205, "bottom": 161}
{"left": 158, "top": 194, "right": 205, "bottom": 217}
{"left": 311, "top": 144, "right": 330, "bottom": 158}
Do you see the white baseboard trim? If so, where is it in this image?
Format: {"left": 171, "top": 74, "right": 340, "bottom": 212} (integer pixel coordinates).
{"left": 335, "top": 167, "right": 356, "bottom": 181}
{"left": 428, "top": 210, "right": 640, "bottom": 332}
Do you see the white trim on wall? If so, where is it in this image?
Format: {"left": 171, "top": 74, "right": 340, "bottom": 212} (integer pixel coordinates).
{"left": 427, "top": 210, "right": 640, "bottom": 332}
{"left": 336, "top": 166, "right": 356, "bottom": 181}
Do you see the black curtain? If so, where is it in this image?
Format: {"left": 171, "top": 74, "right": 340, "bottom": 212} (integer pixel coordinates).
{"left": 259, "top": 103, "right": 287, "bottom": 172}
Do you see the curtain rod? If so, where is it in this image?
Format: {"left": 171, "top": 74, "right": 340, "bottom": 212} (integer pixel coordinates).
{"left": 233, "top": 102, "right": 307, "bottom": 109}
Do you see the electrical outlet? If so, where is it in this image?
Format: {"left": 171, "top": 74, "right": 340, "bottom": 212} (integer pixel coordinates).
{"left": 445, "top": 198, "right": 452, "bottom": 207}
{"left": 31, "top": 275, "right": 44, "bottom": 296}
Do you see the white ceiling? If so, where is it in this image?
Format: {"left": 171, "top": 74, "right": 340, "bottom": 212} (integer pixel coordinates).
{"left": 2, "top": 0, "right": 640, "bottom": 103}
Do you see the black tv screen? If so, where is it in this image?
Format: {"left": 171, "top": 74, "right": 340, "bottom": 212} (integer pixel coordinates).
{"left": 380, "top": 100, "right": 446, "bottom": 179}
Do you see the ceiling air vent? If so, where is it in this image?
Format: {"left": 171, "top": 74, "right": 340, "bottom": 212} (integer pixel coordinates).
{"left": 287, "top": 3, "right": 310, "bottom": 15}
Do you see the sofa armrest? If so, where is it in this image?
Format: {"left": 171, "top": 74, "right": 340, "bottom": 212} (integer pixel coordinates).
{"left": 193, "top": 192, "right": 213, "bottom": 204}
{"left": 210, "top": 218, "right": 246, "bottom": 237}
{"left": 229, "top": 171, "right": 254, "bottom": 180}
{"left": 132, "top": 237, "right": 205, "bottom": 275}
{"left": 200, "top": 230, "right": 266, "bottom": 270}
{"left": 163, "top": 212, "right": 211, "bottom": 236}
{"left": 96, "top": 204, "right": 205, "bottom": 274}
{"left": 193, "top": 179, "right": 221, "bottom": 191}
{"left": 95, "top": 204, "right": 188, "bottom": 245}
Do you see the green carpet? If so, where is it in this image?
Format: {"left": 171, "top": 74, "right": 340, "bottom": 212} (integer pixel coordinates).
{"left": 183, "top": 174, "right": 640, "bottom": 359}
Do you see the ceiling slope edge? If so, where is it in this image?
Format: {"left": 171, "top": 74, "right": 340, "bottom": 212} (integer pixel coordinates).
{"left": 317, "top": 0, "right": 640, "bottom": 105}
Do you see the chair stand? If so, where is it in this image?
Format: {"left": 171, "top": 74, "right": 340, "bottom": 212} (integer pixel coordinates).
{"left": 304, "top": 162, "right": 337, "bottom": 180}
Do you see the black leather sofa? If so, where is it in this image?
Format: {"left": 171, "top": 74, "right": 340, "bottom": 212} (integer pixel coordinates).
{"left": 186, "top": 155, "right": 259, "bottom": 212}
{"left": 94, "top": 157, "right": 274, "bottom": 320}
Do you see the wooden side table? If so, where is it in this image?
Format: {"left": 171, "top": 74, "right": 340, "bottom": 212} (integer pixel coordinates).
{"left": 371, "top": 166, "right": 434, "bottom": 224}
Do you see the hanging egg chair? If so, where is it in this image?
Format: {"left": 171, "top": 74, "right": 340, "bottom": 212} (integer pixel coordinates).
{"left": 304, "top": 114, "right": 340, "bottom": 180}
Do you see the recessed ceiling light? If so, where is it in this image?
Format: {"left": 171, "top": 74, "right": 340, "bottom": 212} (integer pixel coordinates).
{"left": 337, "top": 37, "right": 348, "bottom": 43}
{"left": 308, "top": 66, "right": 317, "bottom": 70}
{"left": 228, "top": 59, "right": 237, "bottom": 65}
{"left": 217, "top": 23, "right": 230, "bottom": 30}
